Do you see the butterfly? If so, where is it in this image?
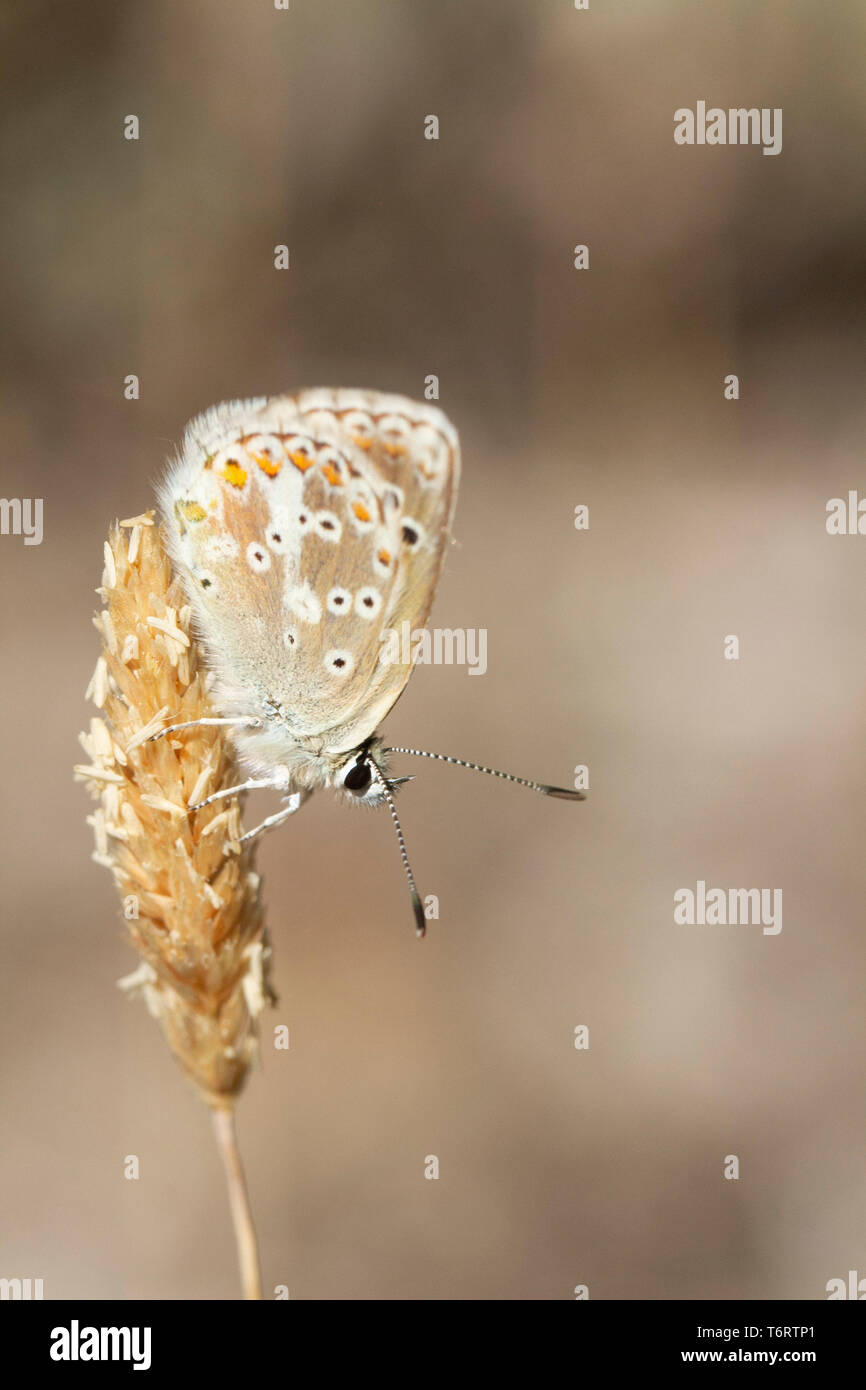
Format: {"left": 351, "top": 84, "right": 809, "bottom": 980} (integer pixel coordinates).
{"left": 155, "top": 389, "right": 583, "bottom": 936}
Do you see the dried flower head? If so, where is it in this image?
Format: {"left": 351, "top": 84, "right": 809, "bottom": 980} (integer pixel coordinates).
{"left": 75, "top": 512, "right": 274, "bottom": 1107}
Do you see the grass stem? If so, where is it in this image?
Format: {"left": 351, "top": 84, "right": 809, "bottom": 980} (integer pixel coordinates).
{"left": 211, "top": 1105, "right": 262, "bottom": 1300}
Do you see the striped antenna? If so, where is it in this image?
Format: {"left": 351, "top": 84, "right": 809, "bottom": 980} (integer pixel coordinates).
{"left": 369, "top": 759, "right": 427, "bottom": 939}
{"left": 384, "top": 747, "right": 586, "bottom": 800}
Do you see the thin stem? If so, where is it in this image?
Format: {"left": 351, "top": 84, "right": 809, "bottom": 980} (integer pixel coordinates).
{"left": 210, "top": 1105, "right": 262, "bottom": 1300}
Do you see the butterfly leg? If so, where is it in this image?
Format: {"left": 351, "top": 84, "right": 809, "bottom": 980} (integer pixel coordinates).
{"left": 189, "top": 776, "right": 284, "bottom": 811}
{"left": 238, "top": 791, "right": 309, "bottom": 844}
{"left": 148, "top": 715, "right": 263, "bottom": 743}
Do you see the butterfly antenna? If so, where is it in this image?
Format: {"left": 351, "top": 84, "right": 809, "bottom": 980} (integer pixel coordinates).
{"left": 369, "top": 761, "right": 427, "bottom": 939}
{"left": 384, "top": 747, "right": 586, "bottom": 800}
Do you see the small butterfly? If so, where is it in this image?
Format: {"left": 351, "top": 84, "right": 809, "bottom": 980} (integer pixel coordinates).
{"left": 155, "top": 389, "right": 583, "bottom": 936}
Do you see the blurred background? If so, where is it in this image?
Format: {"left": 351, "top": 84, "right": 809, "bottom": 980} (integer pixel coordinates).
{"left": 1, "top": 0, "right": 864, "bottom": 1299}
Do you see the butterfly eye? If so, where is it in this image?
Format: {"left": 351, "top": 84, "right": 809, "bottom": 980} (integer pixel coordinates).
{"left": 343, "top": 760, "right": 372, "bottom": 794}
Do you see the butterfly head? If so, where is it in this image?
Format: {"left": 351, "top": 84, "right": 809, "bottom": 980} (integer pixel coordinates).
{"left": 333, "top": 736, "right": 405, "bottom": 808}
{"left": 334, "top": 736, "right": 383, "bottom": 802}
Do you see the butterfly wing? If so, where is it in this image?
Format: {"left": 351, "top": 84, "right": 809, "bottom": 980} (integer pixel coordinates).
{"left": 159, "top": 390, "right": 460, "bottom": 755}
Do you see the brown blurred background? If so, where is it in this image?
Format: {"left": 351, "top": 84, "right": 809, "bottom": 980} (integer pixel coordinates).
{"left": 1, "top": 0, "right": 864, "bottom": 1300}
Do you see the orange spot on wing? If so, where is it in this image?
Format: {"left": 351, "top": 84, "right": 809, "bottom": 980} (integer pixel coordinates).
{"left": 289, "top": 450, "right": 314, "bottom": 472}
{"left": 353, "top": 501, "right": 372, "bottom": 523}
{"left": 218, "top": 461, "right": 247, "bottom": 488}
{"left": 251, "top": 452, "right": 282, "bottom": 477}
{"left": 352, "top": 434, "right": 373, "bottom": 451}
{"left": 384, "top": 443, "right": 407, "bottom": 458}
{"left": 179, "top": 501, "right": 207, "bottom": 522}
{"left": 378, "top": 548, "right": 391, "bottom": 566}
{"left": 321, "top": 462, "right": 344, "bottom": 486}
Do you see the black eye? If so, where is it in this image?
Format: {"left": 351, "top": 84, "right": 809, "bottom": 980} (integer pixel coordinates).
{"left": 344, "top": 760, "right": 372, "bottom": 793}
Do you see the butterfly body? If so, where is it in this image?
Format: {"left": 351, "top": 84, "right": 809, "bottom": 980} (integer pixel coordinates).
{"left": 159, "top": 389, "right": 460, "bottom": 800}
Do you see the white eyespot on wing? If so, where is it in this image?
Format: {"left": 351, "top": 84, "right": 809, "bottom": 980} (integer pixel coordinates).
{"left": 373, "top": 545, "right": 394, "bottom": 578}
{"left": 245, "top": 433, "right": 286, "bottom": 478}
{"left": 286, "top": 582, "right": 322, "bottom": 624}
{"left": 399, "top": 516, "right": 425, "bottom": 550}
{"left": 246, "top": 541, "right": 271, "bottom": 573}
{"left": 327, "top": 587, "right": 353, "bottom": 615}
{"left": 283, "top": 434, "right": 317, "bottom": 475}
{"left": 323, "top": 649, "right": 355, "bottom": 676}
{"left": 212, "top": 444, "right": 252, "bottom": 491}
{"left": 382, "top": 485, "right": 404, "bottom": 521}
{"left": 315, "top": 510, "right": 342, "bottom": 542}
{"left": 355, "top": 586, "right": 382, "bottom": 619}
{"left": 317, "top": 446, "right": 348, "bottom": 488}
{"left": 341, "top": 409, "right": 375, "bottom": 451}
{"left": 265, "top": 507, "right": 292, "bottom": 553}
{"left": 347, "top": 485, "right": 376, "bottom": 532}
{"left": 411, "top": 423, "right": 451, "bottom": 484}
{"left": 378, "top": 412, "right": 412, "bottom": 459}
